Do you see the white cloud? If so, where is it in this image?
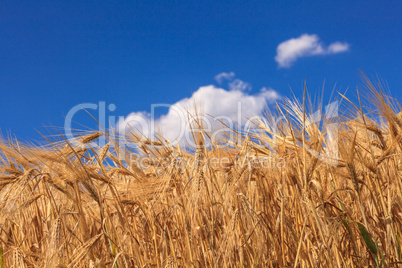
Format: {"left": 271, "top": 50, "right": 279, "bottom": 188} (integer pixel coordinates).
{"left": 215, "top": 72, "right": 251, "bottom": 91}
{"left": 275, "top": 34, "right": 350, "bottom": 68}
{"left": 327, "top": 42, "right": 350, "bottom": 53}
{"left": 214, "top": 71, "right": 235, "bottom": 84}
{"left": 118, "top": 84, "right": 280, "bottom": 147}
{"left": 228, "top": 79, "right": 251, "bottom": 91}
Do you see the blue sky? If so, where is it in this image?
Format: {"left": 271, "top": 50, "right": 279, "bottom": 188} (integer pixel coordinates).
{"left": 0, "top": 0, "right": 401, "bottom": 141}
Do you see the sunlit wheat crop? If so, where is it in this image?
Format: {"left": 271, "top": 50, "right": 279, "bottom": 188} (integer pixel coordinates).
{"left": 1, "top": 77, "right": 401, "bottom": 267}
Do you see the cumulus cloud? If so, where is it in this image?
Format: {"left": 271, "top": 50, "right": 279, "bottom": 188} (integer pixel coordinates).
{"left": 118, "top": 83, "right": 280, "bottom": 147}
{"left": 214, "top": 71, "right": 235, "bottom": 84}
{"left": 275, "top": 34, "right": 349, "bottom": 68}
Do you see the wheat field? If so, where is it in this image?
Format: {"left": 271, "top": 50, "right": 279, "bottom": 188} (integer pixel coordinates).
{"left": 1, "top": 79, "right": 402, "bottom": 267}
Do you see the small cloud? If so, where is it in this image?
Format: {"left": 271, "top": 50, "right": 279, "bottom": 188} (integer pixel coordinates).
{"left": 327, "top": 42, "right": 350, "bottom": 53}
{"left": 275, "top": 34, "right": 350, "bottom": 68}
{"left": 215, "top": 72, "right": 251, "bottom": 91}
{"left": 214, "top": 71, "right": 235, "bottom": 84}
{"left": 229, "top": 79, "right": 251, "bottom": 91}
